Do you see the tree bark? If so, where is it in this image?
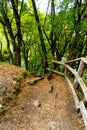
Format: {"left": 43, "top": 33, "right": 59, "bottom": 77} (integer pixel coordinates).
{"left": 2, "top": 9, "right": 18, "bottom": 65}
{"left": 11, "top": 0, "right": 22, "bottom": 66}
{"left": 31, "top": 0, "right": 48, "bottom": 72}
{"left": 3, "top": 26, "right": 13, "bottom": 64}
{"left": 0, "top": 41, "right": 3, "bottom": 61}
{"left": 69, "top": 0, "right": 85, "bottom": 60}
{"left": 50, "top": 0, "right": 56, "bottom": 61}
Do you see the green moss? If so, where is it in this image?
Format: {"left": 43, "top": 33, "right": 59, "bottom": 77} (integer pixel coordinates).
{"left": 22, "top": 70, "right": 29, "bottom": 78}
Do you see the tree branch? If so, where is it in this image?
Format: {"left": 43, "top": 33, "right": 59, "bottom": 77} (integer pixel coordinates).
{"left": 20, "top": 0, "right": 24, "bottom": 16}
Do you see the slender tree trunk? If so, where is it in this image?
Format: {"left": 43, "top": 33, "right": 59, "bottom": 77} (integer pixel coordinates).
{"left": 23, "top": 42, "right": 29, "bottom": 70}
{"left": 3, "top": 26, "right": 13, "bottom": 64}
{"left": 3, "top": 12, "right": 18, "bottom": 65}
{"left": 11, "top": 0, "right": 22, "bottom": 66}
{"left": 0, "top": 0, "right": 23, "bottom": 66}
{"left": 25, "top": 51, "right": 28, "bottom": 70}
{"left": 69, "top": 0, "right": 84, "bottom": 60}
{"left": 50, "top": 0, "right": 56, "bottom": 61}
{"left": 31, "top": 0, "right": 48, "bottom": 72}
{"left": 0, "top": 41, "right": 2, "bottom": 61}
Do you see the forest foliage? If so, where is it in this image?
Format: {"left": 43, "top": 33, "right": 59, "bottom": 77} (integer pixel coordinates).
{"left": 0, "top": 0, "right": 87, "bottom": 73}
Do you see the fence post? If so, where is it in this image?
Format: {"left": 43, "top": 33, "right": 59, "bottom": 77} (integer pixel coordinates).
{"left": 73, "top": 60, "right": 85, "bottom": 89}
{"left": 64, "top": 67, "right": 67, "bottom": 76}
{"left": 80, "top": 101, "right": 87, "bottom": 130}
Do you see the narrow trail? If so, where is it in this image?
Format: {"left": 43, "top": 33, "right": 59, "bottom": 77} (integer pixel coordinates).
{"left": 0, "top": 74, "right": 84, "bottom": 130}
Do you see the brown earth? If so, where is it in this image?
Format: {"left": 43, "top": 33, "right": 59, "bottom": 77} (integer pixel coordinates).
{"left": 0, "top": 64, "right": 85, "bottom": 130}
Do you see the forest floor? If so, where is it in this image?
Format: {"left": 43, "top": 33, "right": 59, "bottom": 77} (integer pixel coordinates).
{"left": 0, "top": 64, "right": 85, "bottom": 130}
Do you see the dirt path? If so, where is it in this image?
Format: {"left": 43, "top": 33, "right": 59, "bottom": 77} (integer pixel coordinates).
{"left": 0, "top": 74, "right": 84, "bottom": 130}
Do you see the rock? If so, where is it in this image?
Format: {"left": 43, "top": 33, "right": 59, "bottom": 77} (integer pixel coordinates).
{"left": 34, "top": 100, "right": 41, "bottom": 107}
{"left": 13, "top": 81, "right": 17, "bottom": 86}
{"left": 54, "top": 92, "right": 58, "bottom": 99}
{"left": 29, "top": 80, "right": 35, "bottom": 85}
{"left": 0, "top": 104, "right": 2, "bottom": 108}
{"left": 48, "top": 85, "right": 53, "bottom": 93}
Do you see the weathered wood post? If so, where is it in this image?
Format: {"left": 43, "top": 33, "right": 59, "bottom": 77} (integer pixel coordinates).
{"left": 64, "top": 67, "right": 67, "bottom": 77}
{"left": 80, "top": 101, "right": 87, "bottom": 130}
{"left": 73, "top": 60, "right": 85, "bottom": 89}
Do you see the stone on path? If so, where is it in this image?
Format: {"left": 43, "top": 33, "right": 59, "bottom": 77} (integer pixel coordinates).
{"left": 48, "top": 85, "right": 54, "bottom": 93}
{"left": 0, "top": 104, "right": 2, "bottom": 108}
{"left": 34, "top": 100, "right": 41, "bottom": 107}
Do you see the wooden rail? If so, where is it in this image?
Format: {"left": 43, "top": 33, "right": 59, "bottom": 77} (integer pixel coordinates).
{"left": 46, "top": 57, "right": 87, "bottom": 130}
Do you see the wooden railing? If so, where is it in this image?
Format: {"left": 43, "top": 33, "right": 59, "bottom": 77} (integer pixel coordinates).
{"left": 46, "top": 57, "right": 87, "bottom": 130}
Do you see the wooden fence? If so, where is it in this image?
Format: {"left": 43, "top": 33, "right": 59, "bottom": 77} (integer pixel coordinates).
{"left": 46, "top": 57, "right": 87, "bottom": 130}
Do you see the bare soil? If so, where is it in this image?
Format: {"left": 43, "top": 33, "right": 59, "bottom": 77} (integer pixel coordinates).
{"left": 0, "top": 71, "right": 85, "bottom": 130}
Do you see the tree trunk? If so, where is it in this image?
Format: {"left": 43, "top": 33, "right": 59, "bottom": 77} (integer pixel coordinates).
{"left": 50, "top": 0, "right": 56, "bottom": 61}
{"left": 11, "top": 0, "right": 22, "bottom": 66}
{"left": 3, "top": 26, "right": 13, "bottom": 64}
{"left": 69, "top": 0, "right": 84, "bottom": 60}
{"left": 23, "top": 42, "right": 29, "bottom": 71}
{"left": 0, "top": 41, "right": 3, "bottom": 61}
{"left": 31, "top": 0, "right": 48, "bottom": 72}
{"left": 3, "top": 12, "right": 18, "bottom": 65}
